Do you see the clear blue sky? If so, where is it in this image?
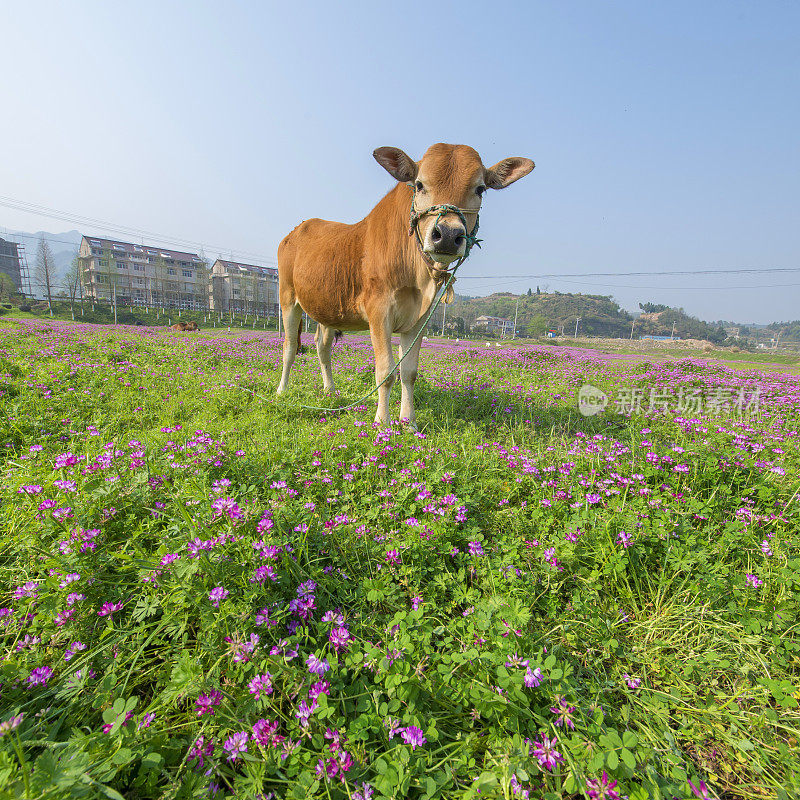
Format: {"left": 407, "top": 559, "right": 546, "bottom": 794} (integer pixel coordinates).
{"left": 1, "top": 0, "right": 798, "bottom": 323}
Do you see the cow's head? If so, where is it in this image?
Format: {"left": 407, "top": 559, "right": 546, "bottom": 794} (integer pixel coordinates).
{"left": 374, "top": 143, "right": 535, "bottom": 264}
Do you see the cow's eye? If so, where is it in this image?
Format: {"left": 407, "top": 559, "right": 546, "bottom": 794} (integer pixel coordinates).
{"left": 476, "top": 185, "right": 486, "bottom": 196}
{"left": 415, "top": 181, "right": 424, "bottom": 192}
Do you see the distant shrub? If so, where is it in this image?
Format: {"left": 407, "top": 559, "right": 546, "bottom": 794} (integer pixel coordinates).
{"left": 18, "top": 304, "right": 32, "bottom": 312}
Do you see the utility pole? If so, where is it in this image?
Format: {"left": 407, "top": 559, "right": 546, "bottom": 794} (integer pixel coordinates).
{"left": 513, "top": 297, "right": 519, "bottom": 339}
{"left": 574, "top": 317, "right": 581, "bottom": 338}
{"left": 630, "top": 319, "right": 635, "bottom": 340}
{"left": 670, "top": 321, "right": 676, "bottom": 340}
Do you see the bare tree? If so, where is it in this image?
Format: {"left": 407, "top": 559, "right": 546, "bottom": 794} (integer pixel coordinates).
{"left": 64, "top": 253, "right": 82, "bottom": 320}
{"left": 35, "top": 237, "right": 57, "bottom": 316}
{"left": 101, "top": 247, "right": 119, "bottom": 324}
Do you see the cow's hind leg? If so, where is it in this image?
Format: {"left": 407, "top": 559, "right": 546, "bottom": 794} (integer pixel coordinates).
{"left": 315, "top": 323, "right": 336, "bottom": 393}
{"left": 369, "top": 317, "right": 396, "bottom": 426}
{"left": 399, "top": 328, "right": 424, "bottom": 430}
{"left": 276, "top": 301, "right": 303, "bottom": 395}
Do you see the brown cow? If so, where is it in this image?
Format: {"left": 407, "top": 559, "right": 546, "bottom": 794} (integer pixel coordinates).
{"left": 276, "top": 143, "right": 535, "bottom": 427}
{"left": 171, "top": 321, "right": 198, "bottom": 331}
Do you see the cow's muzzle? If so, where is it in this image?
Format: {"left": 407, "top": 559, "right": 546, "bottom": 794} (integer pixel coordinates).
{"left": 430, "top": 222, "right": 466, "bottom": 257}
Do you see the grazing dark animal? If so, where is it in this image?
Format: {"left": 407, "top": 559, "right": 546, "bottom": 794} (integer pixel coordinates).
{"left": 171, "top": 321, "right": 198, "bottom": 332}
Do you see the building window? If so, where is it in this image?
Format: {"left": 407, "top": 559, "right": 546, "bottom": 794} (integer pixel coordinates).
{"left": 182, "top": 270, "right": 192, "bottom": 278}
{"left": 167, "top": 268, "right": 176, "bottom": 275}
{"left": 117, "top": 261, "right": 127, "bottom": 269}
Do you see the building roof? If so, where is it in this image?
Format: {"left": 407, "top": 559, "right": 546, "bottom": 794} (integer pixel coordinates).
{"left": 213, "top": 259, "right": 278, "bottom": 278}
{"left": 476, "top": 315, "right": 513, "bottom": 324}
{"left": 81, "top": 235, "right": 202, "bottom": 263}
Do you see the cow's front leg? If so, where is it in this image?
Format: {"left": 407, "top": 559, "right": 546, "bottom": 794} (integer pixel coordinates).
{"left": 369, "top": 318, "right": 395, "bottom": 426}
{"left": 399, "top": 328, "right": 424, "bottom": 430}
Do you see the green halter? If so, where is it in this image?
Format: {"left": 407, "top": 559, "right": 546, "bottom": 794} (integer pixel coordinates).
{"left": 407, "top": 183, "right": 482, "bottom": 280}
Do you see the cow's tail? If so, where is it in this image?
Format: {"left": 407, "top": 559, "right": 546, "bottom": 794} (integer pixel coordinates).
{"left": 296, "top": 325, "right": 305, "bottom": 355}
{"left": 333, "top": 330, "right": 343, "bottom": 347}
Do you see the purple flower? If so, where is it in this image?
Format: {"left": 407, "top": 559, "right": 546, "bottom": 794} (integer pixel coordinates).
{"left": 188, "top": 735, "right": 215, "bottom": 768}
{"left": 195, "top": 690, "right": 222, "bottom": 716}
{"left": 745, "top": 574, "right": 763, "bottom": 588}
{"left": 411, "top": 595, "right": 422, "bottom": 610}
{"left": 550, "top": 697, "right": 576, "bottom": 729}
{"left": 353, "top": 782, "right": 375, "bottom": 800}
{"left": 400, "top": 726, "right": 427, "bottom": 750}
{"left": 297, "top": 580, "right": 317, "bottom": 597}
{"left": 59, "top": 573, "right": 80, "bottom": 588}
{"left": 54, "top": 452, "right": 80, "bottom": 469}
{"left": 208, "top": 586, "right": 229, "bottom": 608}
{"left": 248, "top": 672, "right": 273, "bottom": 700}
{"left": 687, "top": 780, "right": 716, "bottom": 799}
{"left": 14, "top": 582, "right": 38, "bottom": 600}
{"left": 467, "top": 541, "right": 484, "bottom": 556}
{"left": 623, "top": 673, "right": 641, "bottom": 689}
{"left": 211, "top": 496, "right": 243, "bottom": 520}
{"left": 295, "top": 699, "right": 318, "bottom": 728}
{"left": 524, "top": 666, "right": 543, "bottom": 687}
{"left": 385, "top": 550, "right": 400, "bottom": 565}
{"left": 223, "top": 731, "right": 249, "bottom": 761}
{"left": 586, "top": 493, "right": 602, "bottom": 505}
{"left": 616, "top": 531, "right": 632, "bottom": 548}
{"left": 529, "top": 734, "right": 564, "bottom": 771}
{"left": 27, "top": 666, "right": 53, "bottom": 687}
{"left": 0, "top": 714, "right": 24, "bottom": 738}
{"left": 384, "top": 717, "right": 402, "bottom": 739}
{"left": 64, "top": 641, "right": 86, "bottom": 661}
{"left": 586, "top": 771, "right": 621, "bottom": 800}
{"left": 98, "top": 601, "right": 123, "bottom": 618}
{"left": 137, "top": 712, "right": 156, "bottom": 730}
{"left": 251, "top": 717, "right": 280, "bottom": 746}
{"left": 329, "top": 626, "right": 352, "bottom": 652}
{"left": 306, "top": 654, "right": 330, "bottom": 676}
{"left": 18, "top": 485, "right": 42, "bottom": 495}
{"left": 308, "top": 680, "right": 330, "bottom": 700}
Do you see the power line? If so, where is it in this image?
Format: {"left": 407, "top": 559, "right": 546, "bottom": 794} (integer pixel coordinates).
{"left": 4, "top": 193, "right": 798, "bottom": 288}
{"left": 457, "top": 266, "right": 800, "bottom": 280}
{"left": 0, "top": 195, "right": 277, "bottom": 265}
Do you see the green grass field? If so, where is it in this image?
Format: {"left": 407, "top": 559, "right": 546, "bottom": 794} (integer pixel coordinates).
{"left": 1, "top": 317, "right": 798, "bottom": 800}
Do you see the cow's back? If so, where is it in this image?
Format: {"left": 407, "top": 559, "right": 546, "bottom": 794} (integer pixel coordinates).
{"left": 279, "top": 218, "right": 367, "bottom": 328}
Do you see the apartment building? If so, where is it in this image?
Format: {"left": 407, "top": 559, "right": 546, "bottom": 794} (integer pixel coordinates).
{"left": 0, "top": 237, "right": 22, "bottom": 290}
{"left": 78, "top": 236, "right": 208, "bottom": 310}
{"left": 209, "top": 259, "right": 279, "bottom": 316}
{"left": 474, "top": 315, "right": 516, "bottom": 337}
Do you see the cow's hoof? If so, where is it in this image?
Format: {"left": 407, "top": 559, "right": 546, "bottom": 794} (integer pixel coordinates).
{"left": 401, "top": 418, "right": 418, "bottom": 432}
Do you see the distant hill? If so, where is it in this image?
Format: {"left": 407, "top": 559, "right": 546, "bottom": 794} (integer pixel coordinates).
{"left": 448, "top": 290, "right": 727, "bottom": 342}
{"left": 0, "top": 229, "right": 82, "bottom": 286}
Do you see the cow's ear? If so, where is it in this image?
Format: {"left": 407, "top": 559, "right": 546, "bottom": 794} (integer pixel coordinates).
{"left": 485, "top": 157, "right": 535, "bottom": 189}
{"left": 373, "top": 147, "right": 418, "bottom": 183}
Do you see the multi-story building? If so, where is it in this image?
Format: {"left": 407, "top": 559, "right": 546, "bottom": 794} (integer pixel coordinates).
{"left": 78, "top": 236, "right": 209, "bottom": 310}
{"left": 474, "top": 315, "right": 516, "bottom": 337}
{"left": 0, "top": 237, "right": 23, "bottom": 291}
{"left": 209, "top": 259, "right": 279, "bottom": 316}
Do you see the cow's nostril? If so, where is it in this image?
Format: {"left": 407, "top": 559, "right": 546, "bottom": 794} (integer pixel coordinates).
{"left": 431, "top": 225, "right": 442, "bottom": 243}
{"left": 455, "top": 234, "right": 465, "bottom": 248}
